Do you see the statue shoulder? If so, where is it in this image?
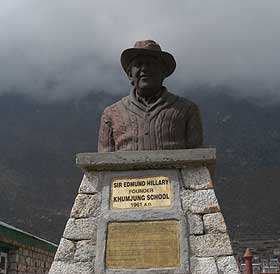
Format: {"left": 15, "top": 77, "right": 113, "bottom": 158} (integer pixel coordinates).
{"left": 167, "top": 90, "right": 198, "bottom": 109}
{"left": 102, "top": 96, "right": 128, "bottom": 117}
{"left": 179, "top": 95, "right": 198, "bottom": 108}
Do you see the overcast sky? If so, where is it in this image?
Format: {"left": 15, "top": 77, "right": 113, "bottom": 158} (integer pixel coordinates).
{"left": 1, "top": 0, "right": 280, "bottom": 101}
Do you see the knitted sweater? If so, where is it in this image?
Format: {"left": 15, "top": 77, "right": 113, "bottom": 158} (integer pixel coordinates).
{"left": 97, "top": 87, "right": 203, "bottom": 152}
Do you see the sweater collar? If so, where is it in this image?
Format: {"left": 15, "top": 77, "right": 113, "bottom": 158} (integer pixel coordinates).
{"left": 130, "top": 86, "right": 168, "bottom": 111}
{"left": 122, "top": 86, "right": 177, "bottom": 119}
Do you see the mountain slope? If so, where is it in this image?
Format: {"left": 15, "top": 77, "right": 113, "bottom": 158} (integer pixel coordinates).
{"left": 0, "top": 89, "right": 279, "bottom": 242}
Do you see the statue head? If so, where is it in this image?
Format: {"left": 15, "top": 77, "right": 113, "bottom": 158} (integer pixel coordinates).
{"left": 121, "top": 40, "right": 176, "bottom": 98}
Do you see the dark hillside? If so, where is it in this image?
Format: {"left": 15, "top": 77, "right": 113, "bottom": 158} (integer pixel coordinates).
{"left": 0, "top": 89, "right": 279, "bottom": 242}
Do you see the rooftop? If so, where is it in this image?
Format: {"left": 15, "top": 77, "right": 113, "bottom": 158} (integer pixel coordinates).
{"left": 0, "top": 221, "right": 57, "bottom": 253}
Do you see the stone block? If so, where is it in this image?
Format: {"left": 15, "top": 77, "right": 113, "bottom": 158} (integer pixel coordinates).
{"left": 79, "top": 172, "right": 99, "bottom": 194}
{"left": 181, "top": 189, "right": 220, "bottom": 214}
{"left": 216, "top": 256, "right": 240, "bottom": 274}
{"left": 70, "top": 193, "right": 100, "bottom": 218}
{"left": 187, "top": 213, "right": 204, "bottom": 235}
{"left": 9, "top": 263, "right": 17, "bottom": 271}
{"left": 180, "top": 190, "right": 192, "bottom": 213}
{"left": 190, "top": 257, "right": 218, "bottom": 274}
{"left": 63, "top": 218, "right": 97, "bottom": 240}
{"left": 76, "top": 148, "right": 216, "bottom": 171}
{"left": 8, "top": 254, "right": 17, "bottom": 263}
{"left": 54, "top": 238, "right": 75, "bottom": 262}
{"left": 19, "top": 255, "right": 25, "bottom": 263}
{"left": 190, "top": 234, "right": 233, "bottom": 257}
{"left": 203, "top": 212, "right": 227, "bottom": 233}
{"left": 74, "top": 240, "right": 96, "bottom": 262}
{"left": 181, "top": 166, "right": 213, "bottom": 190}
{"left": 48, "top": 261, "right": 94, "bottom": 274}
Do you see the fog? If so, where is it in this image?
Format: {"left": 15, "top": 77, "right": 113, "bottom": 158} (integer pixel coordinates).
{"left": 1, "top": 0, "right": 280, "bottom": 101}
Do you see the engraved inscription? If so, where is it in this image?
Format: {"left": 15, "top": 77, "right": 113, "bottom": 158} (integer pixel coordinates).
{"left": 111, "top": 176, "right": 172, "bottom": 209}
{"left": 106, "top": 220, "right": 180, "bottom": 269}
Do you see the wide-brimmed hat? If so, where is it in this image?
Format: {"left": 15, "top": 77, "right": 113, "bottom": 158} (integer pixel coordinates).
{"left": 121, "top": 40, "right": 176, "bottom": 78}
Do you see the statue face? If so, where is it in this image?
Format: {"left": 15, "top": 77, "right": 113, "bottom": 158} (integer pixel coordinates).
{"left": 129, "top": 55, "right": 164, "bottom": 97}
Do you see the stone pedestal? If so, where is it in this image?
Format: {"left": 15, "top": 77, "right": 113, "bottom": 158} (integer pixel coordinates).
{"left": 49, "top": 148, "right": 240, "bottom": 274}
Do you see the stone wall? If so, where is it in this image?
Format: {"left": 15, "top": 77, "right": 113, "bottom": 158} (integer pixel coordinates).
{"left": 6, "top": 246, "right": 54, "bottom": 274}
{"left": 49, "top": 149, "right": 240, "bottom": 274}
{"left": 180, "top": 166, "right": 240, "bottom": 274}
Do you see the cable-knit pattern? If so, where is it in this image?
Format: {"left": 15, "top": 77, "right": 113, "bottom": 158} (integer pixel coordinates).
{"left": 97, "top": 88, "right": 203, "bottom": 152}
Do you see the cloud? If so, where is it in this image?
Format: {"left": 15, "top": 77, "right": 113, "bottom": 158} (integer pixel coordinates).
{"left": 0, "top": 0, "right": 280, "bottom": 101}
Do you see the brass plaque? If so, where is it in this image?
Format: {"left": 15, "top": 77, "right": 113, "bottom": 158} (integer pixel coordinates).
{"left": 106, "top": 220, "right": 180, "bottom": 269}
{"left": 111, "top": 176, "right": 172, "bottom": 209}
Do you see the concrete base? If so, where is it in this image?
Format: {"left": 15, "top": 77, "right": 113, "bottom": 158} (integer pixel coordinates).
{"left": 49, "top": 149, "right": 240, "bottom": 274}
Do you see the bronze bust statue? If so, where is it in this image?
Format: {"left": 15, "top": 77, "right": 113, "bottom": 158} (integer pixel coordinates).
{"left": 98, "top": 40, "right": 203, "bottom": 152}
